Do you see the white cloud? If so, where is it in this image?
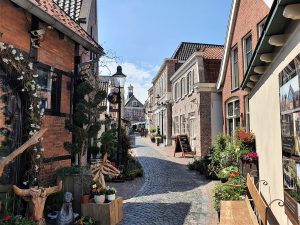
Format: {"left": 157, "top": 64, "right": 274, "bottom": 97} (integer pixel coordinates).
{"left": 99, "top": 57, "right": 158, "bottom": 104}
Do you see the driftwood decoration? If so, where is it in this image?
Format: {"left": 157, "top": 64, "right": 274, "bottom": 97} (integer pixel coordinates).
{"left": 13, "top": 180, "right": 63, "bottom": 225}
{"left": 0, "top": 128, "right": 47, "bottom": 177}
{"left": 90, "top": 153, "right": 120, "bottom": 189}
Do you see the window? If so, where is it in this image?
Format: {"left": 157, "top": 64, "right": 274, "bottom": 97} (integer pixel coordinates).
{"left": 187, "top": 72, "right": 191, "bottom": 93}
{"left": 180, "top": 115, "right": 185, "bottom": 134}
{"left": 245, "top": 96, "right": 250, "bottom": 132}
{"left": 37, "top": 68, "right": 61, "bottom": 114}
{"left": 132, "top": 100, "right": 138, "bottom": 107}
{"left": 231, "top": 47, "right": 239, "bottom": 90}
{"left": 174, "top": 83, "right": 178, "bottom": 100}
{"left": 226, "top": 99, "right": 240, "bottom": 136}
{"left": 174, "top": 116, "right": 179, "bottom": 134}
{"left": 243, "top": 34, "right": 252, "bottom": 71}
{"left": 258, "top": 18, "right": 267, "bottom": 38}
{"left": 180, "top": 78, "right": 184, "bottom": 98}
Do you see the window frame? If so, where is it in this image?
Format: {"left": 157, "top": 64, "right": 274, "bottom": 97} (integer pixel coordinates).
{"left": 231, "top": 46, "right": 239, "bottom": 90}
{"left": 243, "top": 33, "right": 252, "bottom": 72}
{"left": 226, "top": 98, "right": 240, "bottom": 136}
{"left": 258, "top": 17, "right": 267, "bottom": 38}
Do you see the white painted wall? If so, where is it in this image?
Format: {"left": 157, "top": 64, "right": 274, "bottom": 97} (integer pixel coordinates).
{"left": 249, "top": 21, "right": 300, "bottom": 225}
{"left": 211, "top": 93, "right": 223, "bottom": 141}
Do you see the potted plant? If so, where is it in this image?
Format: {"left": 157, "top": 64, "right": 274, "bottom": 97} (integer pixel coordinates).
{"left": 150, "top": 134, "right": 155, "bottom": 143}
{"left": 92, "top": 185, "right": 106, "bottom": 204}
{"left": 217, "top": 166, "right": 239, "bottom": 183}
{"left": 105, "top": 187, "right": 116, "bottom": 201}
{"left": 75, "top": 216, "right": 96, "bottom": 225}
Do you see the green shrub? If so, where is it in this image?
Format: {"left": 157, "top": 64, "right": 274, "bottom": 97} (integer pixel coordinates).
{"left": 0, "top": 215, "right": 36, "bottom": 225}
{"left": 212, "top": 177, "right": 246, "bottom": 210}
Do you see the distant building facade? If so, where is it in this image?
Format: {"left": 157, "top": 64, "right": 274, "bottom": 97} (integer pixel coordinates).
{"left": 171, "top": 43, "right": 223, "bottom": 156}
{"left": 124, "top": 85, "right": 145, "bottom": 124}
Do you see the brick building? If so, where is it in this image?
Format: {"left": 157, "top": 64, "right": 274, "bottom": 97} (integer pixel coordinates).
{"left": 0, "top": 0, "right": 103, "bottom": 184}
{"left": 171, "top": 43, "right": 223, "bottom": 156}
{"left": 124, "top": 85, "right": 145, "bottom": 124}
{"left": 216, "top": 0, "right": 272, "bottom": 135}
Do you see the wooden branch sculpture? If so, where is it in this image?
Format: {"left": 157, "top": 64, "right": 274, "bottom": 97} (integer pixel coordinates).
{"left": 0, "top": 128, "right": 47, "bottom": 177}
{"left": 13, "top": 180, "right": 63, "bottom": 225}
{"left": 90, "top": 153, "right": 120, "bottom": 189}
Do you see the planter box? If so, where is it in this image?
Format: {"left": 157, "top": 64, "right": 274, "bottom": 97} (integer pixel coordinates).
{"left": 239, "top": 159, "right": 259, "bottom": 178}
{"left": 81, "top": 197, "right": 123, "bottom": 225}
{"left": 57, "top": 174, "right": 93, "bottom": 213}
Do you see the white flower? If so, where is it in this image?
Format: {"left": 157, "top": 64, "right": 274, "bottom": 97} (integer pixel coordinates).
{"left": 17, "top": 76, "right": 23, "bottom": 80}
{"left": 21, "top": 89, "right": 25, "bottom": 92}
{"left": 15, "top": 56, "right": 20, "bottom": 61}
{"left": 29, "top": 104, "right": 33, "bottom": 110}
{"left": 29, "top": 131, "right": 34, "bottom": 136}
{"left": 34, "top": 178, "right": 37, "bottom": 181}
{"left": 40, "top": 148, "right": 44, "bottom": 152}
{"left": 30, "top": 124, "right": 36, "bottom": 128}
{"left": 28, "top": 62, "right": 33, "bottom": 70}
{"left": 33, "top": 93, "right": 38, "bottom": 97}
{"left": 36, "top": 154, "right": 40, "bottom": 159}
{"left": 37, "top": 104, "right": 40, "bottom": 109}
{"left": 8, "top": 44, "right": 13, "bottom": 48}
{"left": 33, "top": 147, "right": 38, "bottom": 151}
{"left": 31, "top": 85, "right": 35, "bottom": 90}
{"left": 2, "top": 58, "right": 8, "bottom": 64}
{"left": 92, "top": 184, "right": 97, "bottom": 188}
{"left": 33, "top": 74, "right": 38, "bottom": 78}
{"left": 23, "top": 181, "right": 29, "bottom": 185}
{"left": 22, "top": 72, "right": 25, "bottom": 75}
{"left": 12, "top": 49, "right": 16, "bottom": 55}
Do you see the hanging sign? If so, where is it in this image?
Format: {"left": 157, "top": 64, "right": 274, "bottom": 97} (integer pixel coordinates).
{"left": 107, "top": 92, "right": 119, "bottom": 104}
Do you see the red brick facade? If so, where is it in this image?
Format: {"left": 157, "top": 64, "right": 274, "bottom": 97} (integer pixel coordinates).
{"left": 221, "top": 0, "right": 270, "bottom": 134}
{"left": 0, "top": 0, "right": 73, "bottom": 184}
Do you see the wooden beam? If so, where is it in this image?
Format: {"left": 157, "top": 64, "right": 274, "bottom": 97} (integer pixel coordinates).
{"left": 268, "top": 34, "right": 288, "bottom": 47}
{"left": 250, "top": 75, "right": 260, "bottom": 82}
{"left": 283, "top": 4, "right": 300, "bottom": 20}
{"left": 260, "top": 53, "right": 275, "bottom": 63}
{"left": 254, "top": 66, "right": 267, "bottom": 74}
{"left": 247, "top": 82, "right": 254, "bottom": 88}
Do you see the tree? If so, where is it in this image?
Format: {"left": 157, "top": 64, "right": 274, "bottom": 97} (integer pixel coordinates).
{"left": 64, "top": 65, "right": 107, "bottom": 166}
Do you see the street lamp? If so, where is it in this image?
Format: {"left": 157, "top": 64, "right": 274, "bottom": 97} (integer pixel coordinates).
{"left": 112, "top": 65, "right": 126, "bottom": 165}
{"left": 156, "top": 94, "right": 167, "bottom": 144}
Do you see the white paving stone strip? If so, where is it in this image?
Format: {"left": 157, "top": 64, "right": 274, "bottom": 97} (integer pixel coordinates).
{"left": 120, "top": 140, "right": 218, "bottom": 225}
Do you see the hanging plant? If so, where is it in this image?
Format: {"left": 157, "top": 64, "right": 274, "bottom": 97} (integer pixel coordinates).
{"left": 0, "top": 41, "right": 44, "bottom": 186}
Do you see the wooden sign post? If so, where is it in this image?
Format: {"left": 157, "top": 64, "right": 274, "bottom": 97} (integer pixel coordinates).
{"left": 174, "top": 135, "right": 195, "bottom": 158}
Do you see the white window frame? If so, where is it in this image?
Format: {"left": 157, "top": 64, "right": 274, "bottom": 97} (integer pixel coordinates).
{"left": 245, "top": 96, "right": 250, "bottom": 132}
{"left": 226, "top": 98, "right": 240, "bottom": 136}
{"left": 231, "top": 46, "right": 239, "bottom": 90}
{"left": 258, "top": 18, "right": 267, "bottom": 38}
{"left": 243, "top": 33, "right": 252, "bottom": 71}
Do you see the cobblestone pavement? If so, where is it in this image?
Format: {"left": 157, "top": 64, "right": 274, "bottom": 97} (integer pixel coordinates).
{"left": 121, "top": 138, "right": 218, "bottom": 225}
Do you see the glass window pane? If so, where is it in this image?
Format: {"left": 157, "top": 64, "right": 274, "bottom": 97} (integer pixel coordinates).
{"left": 228, "top": 102, "right": 233, "bottom": 116}
{"left": 234, "top": 100, "right": 240, "bottom": 116}
{"left": 228, "top": 119, "right": 233, "bottom": 136}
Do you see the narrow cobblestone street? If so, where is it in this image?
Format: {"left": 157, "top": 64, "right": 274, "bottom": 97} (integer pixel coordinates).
{"left": 121, "top": 138, "right": 218, "bottom": 225}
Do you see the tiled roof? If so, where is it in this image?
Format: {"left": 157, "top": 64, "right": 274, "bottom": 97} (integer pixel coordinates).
{"left": 53, "top": 0, "right": 83, "bottom": 21}
{"left": 172, "top": 42, "right": 223, "bottom": 61}
{"left": 28, "top": 0, "right": 100, "bottom": 49}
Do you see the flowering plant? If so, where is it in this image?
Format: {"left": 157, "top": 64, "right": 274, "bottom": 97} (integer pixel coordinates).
{"left": 74, "top": 216, "right": 96, "bottom": 225}
{"left": 91, "top": 183, "right": 105, "bottom": 195}
{"left": 105, "top": 186, "right": 116, "bottom": 195}
{"left": 243, "top": 152, "right": 258, "bottom": 162}
{"left": 0, "top": 42, "right": 44, "bottom": 186}
{"left": 0, "top": 214, "right": 36, "bottom": 225}
{"left": 217, "top": 166, "right": 239, "bottom": 180}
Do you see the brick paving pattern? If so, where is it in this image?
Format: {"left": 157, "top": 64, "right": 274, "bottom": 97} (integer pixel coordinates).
{"left": 121, "top": 138, "right": 218, "bottom": 225}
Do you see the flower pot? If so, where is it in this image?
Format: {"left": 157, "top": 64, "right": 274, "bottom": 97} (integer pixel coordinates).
{"left": 94, "top": 195, "right": 105, "bottom": 204}
{"left": 106, "top": 194, "right": 116, "bottom": 201}
{"left": 81, "top": 194, "right": 90, "bottom": 204}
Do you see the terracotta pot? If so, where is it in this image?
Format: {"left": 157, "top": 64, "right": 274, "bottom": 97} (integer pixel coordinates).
{"left": 94, "top": 195, "right": 105, "bottom": 204}
{"left": 106, "top": 194, "right": 115, "bottom": 201}
{"left": 81, "top": 194, "right": 90, "bottom": 204}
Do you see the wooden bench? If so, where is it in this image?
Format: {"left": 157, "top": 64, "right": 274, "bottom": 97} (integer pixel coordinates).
{"left": 220, "top": 174, "right": 268, "bottom": 225}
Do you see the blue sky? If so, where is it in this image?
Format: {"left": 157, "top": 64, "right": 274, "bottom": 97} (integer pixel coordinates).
{"left": 98, "top": 0, "right": 232, "bottom": 102}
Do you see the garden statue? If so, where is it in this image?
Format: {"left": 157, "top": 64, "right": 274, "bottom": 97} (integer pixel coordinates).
{"left": 12, "top": 180, "right": 63, "bottom": 225}
{"left": 90, "top": 153, "right": 120, "bottom": 189}
{"left": 56, "top": 192, "right": 74, "bottom": 225}
{"left": 0, "top": 128, "right": 47, "bottom": 176}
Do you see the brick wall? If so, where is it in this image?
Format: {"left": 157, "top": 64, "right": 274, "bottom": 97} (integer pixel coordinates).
{"left": 0, "top": 1, "right": 31, "bottom": 52}
{"left": 0, "top": 0, "right": 74, "bottom": 185}
{"left": 204, "top": 59, "right": 221, "bottom": 83}
{"left": 222, "top": 0, "right": 270, "bottom": 133}
{"left": 199, "top": 92, "right": 212, "bottom": 155}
